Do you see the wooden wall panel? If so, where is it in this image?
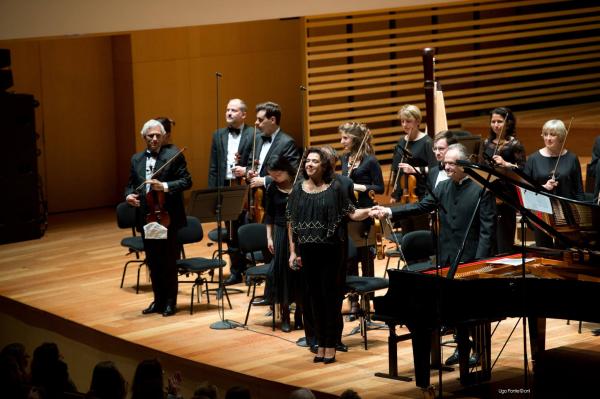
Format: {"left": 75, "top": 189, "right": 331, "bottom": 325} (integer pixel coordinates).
{"left": 302, "top": 0, "right": 600, "bottom": 162}
{"left": 39, "top": 37, "right": 117, "bottom": 212}
{"left": 130, "top": 19, "right": 303, "bottom": 190}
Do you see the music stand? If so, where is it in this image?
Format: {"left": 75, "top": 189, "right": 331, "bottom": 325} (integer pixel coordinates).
{"left": 187, "top": 185, "right": 248, "bottom": 329}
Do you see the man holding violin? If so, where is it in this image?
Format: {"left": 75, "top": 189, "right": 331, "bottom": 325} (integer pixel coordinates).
{"left": 126, "top": 119, "right": 192, "bottom": 316}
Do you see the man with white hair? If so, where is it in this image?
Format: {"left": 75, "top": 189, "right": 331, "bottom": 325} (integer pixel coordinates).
{"left": 125, "top": 119, "right": 192, "bottom": 316}
{"left": 371, "top": 143, "right": 495, "bottom": 266}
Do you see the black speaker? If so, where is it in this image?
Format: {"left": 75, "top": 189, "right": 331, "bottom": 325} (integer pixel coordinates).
{"left": 0, "top": 92, "right": 45, "bottom": 244}
{"left": 0, "top": 48, "right": 12, "bottom": 91}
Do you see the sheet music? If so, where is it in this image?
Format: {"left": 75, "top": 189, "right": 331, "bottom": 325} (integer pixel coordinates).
{"left": 517, "top": 187, "right": 553, "bottom": 214}
{"left": 487, "top": 257, "right": 535, "bottom": 266}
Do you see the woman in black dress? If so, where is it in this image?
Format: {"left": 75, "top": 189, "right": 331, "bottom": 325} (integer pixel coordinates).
{"left": 390, "top": 104, "right": 437, "bottom": 232}
{"left": 524, "top": 119, "right": 584, "bottom": 247}
{"left": 265, "top": 156, "right": 298, "bottom": 332}
{"left": 287, "top": 147, "right": 370, "bottom": 363}
{"left": 339, "top": 121, "right": 383, "bottom": 283}
{"left": 480, "top": 107, "right": 527, "bottom": 254}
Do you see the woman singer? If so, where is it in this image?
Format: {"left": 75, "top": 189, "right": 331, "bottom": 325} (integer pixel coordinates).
{"left": 287, "top": 147, "right": 370, "bottom": 364}
{"left": 523, "top": 119, "right": 584, "bottom": 247}
{"left": 480, "top": 107, "right": 526, "bottom": 254}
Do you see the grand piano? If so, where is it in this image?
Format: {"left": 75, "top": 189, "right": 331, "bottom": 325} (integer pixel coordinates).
{"left": 373, "top": 161, "right": 600, "bottom": 389}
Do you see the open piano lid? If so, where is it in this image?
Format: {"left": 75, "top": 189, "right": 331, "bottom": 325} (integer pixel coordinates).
{"left": 457, "top": 160, "right": 600, "bottom": 251}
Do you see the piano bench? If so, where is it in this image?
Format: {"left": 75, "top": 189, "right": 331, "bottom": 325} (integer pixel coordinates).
{"left": 345, "top": 276, "right": 390, "bottom": 350}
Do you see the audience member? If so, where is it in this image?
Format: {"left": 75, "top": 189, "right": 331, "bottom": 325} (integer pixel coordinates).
{"left": 191, "top": 382, "right": 218, "bottom": 399}
{"left": 0, "top": 344, "right": 29, "bottom": 399}
{"left": 340, "top": 389, "right": 362, "bottom": 399}
{"left": 30, "top": 342, "right": 77, "bottom": 399}
{"left": 225, "top": 385, "right": 251, "bottom": 399}
{"left": 131, "top": 359, "right": 164, "bottom": 399}
{"left": 87, "top": 360, "right": 126, "bottom": 399}
{"left": 289, "top": 387, "right": 316, "bottom": 399}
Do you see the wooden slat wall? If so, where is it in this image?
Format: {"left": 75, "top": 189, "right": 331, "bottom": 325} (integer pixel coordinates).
{"left": 302, "top": 0, "right": 600, "bottom": 162}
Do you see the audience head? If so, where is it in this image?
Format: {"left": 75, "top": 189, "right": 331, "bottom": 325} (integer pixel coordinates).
{"left": 289, "top": 387, "right": 316, "bottom": 399}
{"left": 131, "top": 359, "right": 164, "bottom": 399}
{"left": 192, "top": 382, "right": 218, "bottom": 399}
{"left": 489, "top": 107, "right": 516, "bottom": 139}
{"left": 1, "top": 342, "right": 29, "bottom": 376}
{"left": 340, "top": 388, "right": 362, "bottom": 399}
{"left": 31, "top": 342, "right": 75, "bottom": 397}
{"left": 88, "top": 360, "right": 127, "bottom": 399}
{"left": 225, "top": 385, "right": 251, "bottom": 399}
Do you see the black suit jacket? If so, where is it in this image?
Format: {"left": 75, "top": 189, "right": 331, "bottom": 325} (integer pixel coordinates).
{"left": 248, "top": 129, "right": 300, "bottom": 187}
{"left": 390, "top": 177, "right": 495, "bottom": 265}
{"left": 208, "top": 125, "right": 254, "bottom": 188}
{"left": 125, "top": 145, "right": 192, "bottom": 230}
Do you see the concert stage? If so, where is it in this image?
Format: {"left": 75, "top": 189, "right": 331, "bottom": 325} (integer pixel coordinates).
{"left": 0, "top": 208, "right": 598, "bottom": 398}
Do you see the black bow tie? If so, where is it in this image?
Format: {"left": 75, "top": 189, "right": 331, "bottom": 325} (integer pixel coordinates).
{"left": 228, "top": 126, "right": 241, "bottom": 135}
{"left": 261, "top": 135, "right": 272, "bottom": 143}
{"left": 145, "top": 150, "right": 159, "bottom": 158}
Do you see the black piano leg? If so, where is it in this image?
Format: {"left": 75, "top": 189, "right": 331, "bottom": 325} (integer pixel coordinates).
{"left": 374, "top": 323, "right": 413, "bottom": 382}
{"left": 412, "top": 328, "right": 434, "bottom": 388}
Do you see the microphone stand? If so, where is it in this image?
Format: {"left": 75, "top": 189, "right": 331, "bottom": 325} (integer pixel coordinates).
{"left": 210, "top": 72, "right": 235, "bottom": 330}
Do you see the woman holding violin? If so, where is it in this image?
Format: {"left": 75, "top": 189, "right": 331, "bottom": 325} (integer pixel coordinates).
{"left": 524, "top": 119, "right": 584, "bottom": 247}
{"left": 339, "top": 122, "right": 383, "bottom": 313}
{"left": 390, "top": 105, "right": 437, "bottom": 231}
{"left": 481, "top": 107, "right": 527, "bottom": 254}
{"left": 125, "top": 119, "right": 192, "bottom": 317}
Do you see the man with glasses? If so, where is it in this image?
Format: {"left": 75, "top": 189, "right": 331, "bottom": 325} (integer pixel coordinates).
{"left": 371, "top": 143, "right": 495, "bottom": 267}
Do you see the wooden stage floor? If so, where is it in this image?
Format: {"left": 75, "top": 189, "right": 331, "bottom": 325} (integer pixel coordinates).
{"left": 1, "top": 208, "right": 599, "bottom": 398}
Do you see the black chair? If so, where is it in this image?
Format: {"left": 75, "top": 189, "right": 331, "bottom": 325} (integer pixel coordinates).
{"left": 238, "top": 223, "right": 274, "bottom": 329}
{"left": 401, "top": 230, "right": 435, "bottom": 272}
{"left": 383, "top": 230, "right": 403, "bottom": 277}
{"left": 117, "top": 201, "right": 146, "bottom": 293}
{"left": 344, "top": 239, "right": 389, "bottom": 350}
{"left": 176, "top": 216, "right": 229, "bottom": 314}
{"left": 345, "top": 275, "right": 389, "bottom": 350}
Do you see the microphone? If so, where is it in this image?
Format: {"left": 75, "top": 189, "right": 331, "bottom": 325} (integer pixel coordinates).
{"left": 216, "top": 72, "right": 223, "bottom": 77}
{"left": 299, "top": 85, "right": 306, "bottom": 91}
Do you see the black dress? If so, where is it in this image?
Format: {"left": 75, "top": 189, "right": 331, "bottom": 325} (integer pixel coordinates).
{"left": 481, "top": 136, "right": 527, "bottom": 254}
{"left": 287, "top": 179, "right": 355, "bottom": 348}
{"left": 524, "top": 149, "right": 584, "bottom": 247}
{"left": 264, "top": 183, "right": 297, "bottom": 307}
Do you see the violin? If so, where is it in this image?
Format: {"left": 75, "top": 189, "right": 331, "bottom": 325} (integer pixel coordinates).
{"left": 368, "top": 190, "right": 385, "bottom": 260}
{"left": 393, "top": 138, "right": 418, "bottom": 204}
{"left": 135, "top": 147, "right": 187, "bottom": 227}
{"left": 229, "top": 151, "right": 245, "bottom": 187}
{"left": 146, "top": 189, "right": 170, "bottom": 227}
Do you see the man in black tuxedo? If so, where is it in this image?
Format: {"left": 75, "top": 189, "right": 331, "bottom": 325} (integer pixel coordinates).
{"left": 207, "top": 98, "right": 255, "bottom": 285}
{"left": 246, "top": 101, "right": 300, "bottom": 190}
{"left": 125, "top": 119, "right": 192, "bottom": 316}
{"left": 208, "top": 98, "right": 254, "bottom": 187}
{"left": 227, "top": 101, "right": 300, "bottom": 288}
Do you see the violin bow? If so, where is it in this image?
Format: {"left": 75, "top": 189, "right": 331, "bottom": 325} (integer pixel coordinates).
{"left": 135, "top": 147, "right": 187, "bottom": 192}
{"left": 392, "top": 136, "right": 410, "bottom": 192}
{"left": 348, "top": 127, "right": 371, "bottom": 177}
{"left": 550, "top": 117, "right": 574, "bottom": 181}
{"left": 491, "top": 118, "right": 506, "bottom": 160}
